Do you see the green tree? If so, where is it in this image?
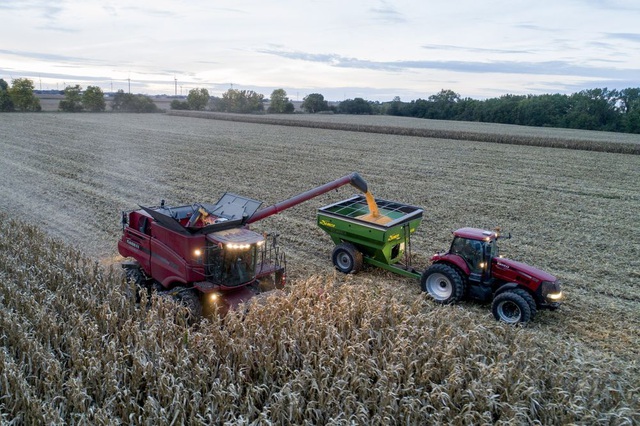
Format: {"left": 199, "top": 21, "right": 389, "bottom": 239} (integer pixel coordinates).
{"left": 338, "top": 97, "right": 373, "bottom": 114}
{"left": 301, "top": 93, "right": 329, "bottom": 113}
{"left": 8, "top": 78, "right": 41, "bottom": 112}
{"left": 170, "top": 99, "right": 189, "bottom": 110}
{"left": 0, "top": 78, "right": 14, "bottom": 112}
{"left": 220, "top": 89, "right": 264, "bottom": 113}
{"left": 267, "top": 88, "right": 294, "bottom": 113}
{"left": 83, "top": 86, "right": 106, "bottom": 112}
{"left": 187, "top": 88, "right": 210, "bottom": 111}
{"left": 111, "top": 90, "right": 158, "bottom": 113}
{"left": 59, "top": 85, "right": 84, "bottom": 112}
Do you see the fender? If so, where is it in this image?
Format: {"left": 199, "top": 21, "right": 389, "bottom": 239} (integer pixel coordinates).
{"left": 494, "top": 282, "right": 519, "bottom": 295}
{"left": 159, "top": 276, "right": 188, "bottom": 290}
{"left": 432, "top": 253, "right": 470, "bottom": 276}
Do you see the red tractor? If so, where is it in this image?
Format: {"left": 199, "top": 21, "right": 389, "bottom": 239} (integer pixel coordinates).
{"left": 422, "top": 227, "right": 563, "bottom": 323}
{"left": 118, "top": 172, "right": 368, "bottom": 317}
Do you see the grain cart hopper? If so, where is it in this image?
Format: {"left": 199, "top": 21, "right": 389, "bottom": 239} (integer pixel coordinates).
{"left": 318, "top": 197, "right": 563, "bottom": 324}
{"left": 119, "top": 172, "right": 368, "bottom": 318}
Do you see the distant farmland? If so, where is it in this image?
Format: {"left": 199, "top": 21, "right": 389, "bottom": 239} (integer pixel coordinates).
{"left": 1, "top": 112, "right": 638, "bottom": 424}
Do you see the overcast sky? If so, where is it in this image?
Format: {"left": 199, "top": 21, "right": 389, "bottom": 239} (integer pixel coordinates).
{"left": 1, "top": 0, "right": 639, "bottom": 101}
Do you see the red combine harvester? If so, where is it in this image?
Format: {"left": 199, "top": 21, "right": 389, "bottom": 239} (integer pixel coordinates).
{"left": 118, "top": 172, "right": 368, "bottom": 317}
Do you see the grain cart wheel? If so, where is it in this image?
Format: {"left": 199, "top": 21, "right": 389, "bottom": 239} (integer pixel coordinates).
{"left": 421, "top": 264, "right": 465, "bottom": 304}
{"left": 332, "top": 242, "right": 363, "bottom": 274}
{"left": 175, "top": 289, "right": 203, "bottom": 321}
{"left": 492, "top": 290, "right": 532, "bottom": 324}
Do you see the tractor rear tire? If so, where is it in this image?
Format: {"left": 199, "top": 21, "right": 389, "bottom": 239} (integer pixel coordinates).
{"left": 332, "top": 243, "right": 363, "bottom": 274}
{"left": 492, "top": 290, "right": 532, "bottom": 324}
{"left": 421, "top": 264, "right": 465, "bottom": 304}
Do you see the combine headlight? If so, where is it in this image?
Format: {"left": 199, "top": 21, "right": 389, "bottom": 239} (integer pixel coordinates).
{"left": 227, "top": 243, "right": 251, "bottom": 250}
{"left": 209, "top": 293, "right": 219, "bottom": 302}
{"left": 194, "top": 249, "right": 202, "bottom": 257}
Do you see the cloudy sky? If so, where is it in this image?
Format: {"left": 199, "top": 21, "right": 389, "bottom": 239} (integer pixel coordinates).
{"left": 1, "top": 0, "right": 639, "bottom": 101}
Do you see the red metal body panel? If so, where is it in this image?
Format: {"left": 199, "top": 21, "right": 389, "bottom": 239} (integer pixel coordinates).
{"left": 492, "top": 257, "right": 556, "bottom": 289}
{"left": 430, "top": 253, "right": 470, "bottom": 275}
{"left": 248, "top": 172, "right": 367, "bottom": 223}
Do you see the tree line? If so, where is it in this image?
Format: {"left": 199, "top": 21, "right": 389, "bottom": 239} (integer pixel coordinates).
{"left": 2, "top": 77, "right": 638, "bottom": 133}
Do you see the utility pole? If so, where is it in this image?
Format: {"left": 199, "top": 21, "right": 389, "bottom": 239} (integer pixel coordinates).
{"left": 174, "top": 77, "right": 177, "bottom": 96}
{"left": 128, "top": 78, "right": 131, "bottom": 94}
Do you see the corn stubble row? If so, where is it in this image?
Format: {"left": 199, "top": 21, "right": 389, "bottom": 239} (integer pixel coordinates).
{"left": 0, "top": 214, "right": 637, "bottom": 425}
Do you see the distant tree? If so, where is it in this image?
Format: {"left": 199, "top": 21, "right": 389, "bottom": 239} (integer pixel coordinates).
{"left": 111, "top": 90, "right": 158, "bottom": 113}
{"left": 187, "top": 88, "right": 209, "bottom": 111}
{"left": 267, "top": 88, "right": 294, "bottom": 113}
{"left": 170, "top": 99, "right": 189, "bottom": 110}
{"left": 82, "top": 86, "right": 106, "bottom": 112}
{"left": 220, "top": 89, "right": 264, "bottom": 113}
{"left": 59, "top": 85, "right": 84, "bottom": 112}
{"left": 8, "top": 78, "right": 41, "bottom": 112}
{"left": 0, "top": 78, "right": 14, "bottom": 112}
{"left": 338, "top": 97, "right": 373, "bottom": 114}
{"left": 301, "top": 93, "right": 329, "bottom": 113}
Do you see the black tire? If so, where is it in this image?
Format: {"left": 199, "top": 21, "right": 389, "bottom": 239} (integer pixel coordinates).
{"left": 421, "top": 264, "right": 465, "bottom": 304}
{"left": 512, "top": 288, "right": 537, "bottom": 320}
{"left": 176, "top": 289, "right": 203, "bottom": 321}
{"left": 492, "top": 291, "right": 532, "bottom": 324}
{"left": 123, "top": 266, "right": 148, "bottom": 303}
{"left": 332, "top": 243, "right": 363, "bottom": 274}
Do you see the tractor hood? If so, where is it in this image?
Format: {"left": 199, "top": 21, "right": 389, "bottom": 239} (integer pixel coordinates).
{"left": 494, "top": 257, "right": 556, "bottom": 282}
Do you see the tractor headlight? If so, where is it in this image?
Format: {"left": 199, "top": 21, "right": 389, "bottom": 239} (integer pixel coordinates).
{"left": 541, "top": 280, "right": 563, "bottom": 302}
{"left": 194, "top": 249, "right": 202, "bottom": 257}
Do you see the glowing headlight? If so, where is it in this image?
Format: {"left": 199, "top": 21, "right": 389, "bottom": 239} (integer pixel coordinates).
{"left": 194, "top": 249, "right": 202, "bottom": 257}
{"left": 479, "top": 262, "right": 487, "bottom": 269}
{"left": 257, "top": 240, "right": 265, "bottom": 247}
{"left": 547, "top": 291, "right": 563, "bottom": 301}
{"left": 209, "top": 293, "right": 219, "bottom": 302}
{"left": 227, "top": 243, "right": 251, "bottom": 250}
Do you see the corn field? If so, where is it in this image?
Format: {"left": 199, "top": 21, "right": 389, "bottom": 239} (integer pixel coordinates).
{"left": 0, "top": 113, "right": 639, "bottom": 424}
{"left": 0, "top": 214, "right": 638, "bottom": 424}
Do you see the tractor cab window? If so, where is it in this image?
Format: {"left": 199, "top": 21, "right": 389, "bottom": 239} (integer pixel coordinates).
{"left": 451, "top": 237, "right": 484, "bottom": 273}
{"left": 205, "top": 244, "right": 258, "bottom": 287}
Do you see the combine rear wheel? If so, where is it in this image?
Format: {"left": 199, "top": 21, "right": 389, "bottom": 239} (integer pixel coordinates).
{"left": 332, "top": 243, "right": 363, "bottom": 274}
{"left": 421, "top": 264, "right": 465, "bottom": 304}
{"left": 492, "top": 290, "right": 532, "bottom": 324}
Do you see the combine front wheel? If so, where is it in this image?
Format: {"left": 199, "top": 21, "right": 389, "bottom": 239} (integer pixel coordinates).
{"left": 332, "top": 243, "right": 363, "bottom": 274}
{"left": 175, "top": 289, "right": 203, "bottom": 321}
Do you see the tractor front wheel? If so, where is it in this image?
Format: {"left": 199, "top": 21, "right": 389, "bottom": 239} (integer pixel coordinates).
{"left": 332, "top": 243, "right": 363, "bottom": 274}
{"left": 492, "top": 290, "right": 532, "bottom": 324}
{"left": 421, "top": 264, "right": 465, "bottom": 304}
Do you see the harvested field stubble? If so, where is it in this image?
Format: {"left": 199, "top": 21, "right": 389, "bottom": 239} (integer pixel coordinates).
{"left": 0, "top": 214, "right": 638, "bottom": 424}
{"left": 0, "top": 113, "right": 639, "bottom": 423}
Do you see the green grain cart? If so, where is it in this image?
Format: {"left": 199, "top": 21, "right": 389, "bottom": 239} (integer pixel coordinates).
{"left": 317, "top": 195, "right": 423, "bottom": 279}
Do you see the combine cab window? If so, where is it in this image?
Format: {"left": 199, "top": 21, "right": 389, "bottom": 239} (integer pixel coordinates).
{"left": 205, "top": 244, "right": 258, "bottom": 287}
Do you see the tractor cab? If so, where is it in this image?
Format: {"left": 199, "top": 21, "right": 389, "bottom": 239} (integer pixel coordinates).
{"left": 449, "top": 227, "right": 502, "bottom": 283}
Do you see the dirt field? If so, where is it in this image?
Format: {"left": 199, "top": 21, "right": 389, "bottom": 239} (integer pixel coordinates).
{"left": 1, "top": 112, "right": 639, "bottom": 423}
